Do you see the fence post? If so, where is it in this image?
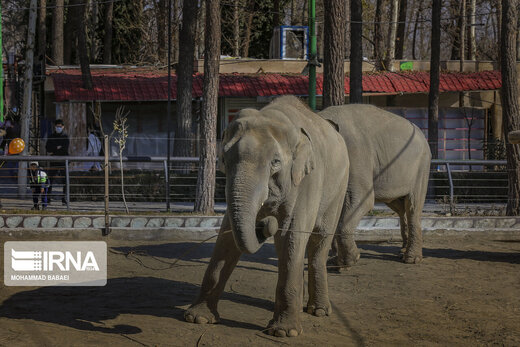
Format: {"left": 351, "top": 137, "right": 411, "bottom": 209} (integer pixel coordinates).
{"left": 445, "top": 163, "right": 455, "bottom": 213}
{"left": 65, "top": 159, "right": 70, "bottom": 210}
{"left": 164, "top": 159, "right": 169, "bottom": 212}
{"left": 103, "top": 135, "right": 110, "bottom": 235}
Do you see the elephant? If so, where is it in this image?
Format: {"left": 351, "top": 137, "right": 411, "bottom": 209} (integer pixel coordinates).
{"left": 319, "top": 104, "right": 431, "bottom": 265}
{"left": 184, "top": 96, "right": 350, "bottom": 337}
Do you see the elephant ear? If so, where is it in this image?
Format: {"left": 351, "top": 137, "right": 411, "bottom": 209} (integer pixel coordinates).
{"left": 291, "top": 128, "right": 315, "bottom": 186}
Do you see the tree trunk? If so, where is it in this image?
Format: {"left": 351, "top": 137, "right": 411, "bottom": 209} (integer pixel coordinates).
{"left": 173, "top": 0, "right": 179, "bottom": 61}
{"left": 500, "top": 0, "right": 520, "bottom": 215}
{"left": 71, "top": 0, "right": 93, "bottom": 89}
{"left": 349, "top": 0, "right": 363, "bottom": 103}
{"left": 384, "top": 0, "right": 399, "bottom": 71}
{"left": 157, "top": 0, "right": 167, "bottom": 63}
{"left": 459, "top": 0, "right": 466, "bottom": 107}
{"left": 90, "top": 0, "right": 99, "bottom": 62}
{"left": 273, "top": 0, "right": 280, "bottom": 28}
{"left": 63, "top": 5, "right": 75, "bottom": 64}
{"left": 373, "top": 0, "right": 385, "bottom": 69}
{"left": 194, "top": 0, "right": 220, "bottom": 213}
{"left": 428, "top": 0, "right": 441, "bottom": 159}
{"left": 323, "top": 0, "right": 346, "bottom": 108}
{"left": 174, "top": 0, "right": 198, "bottom": 167}
{"left": 242, "top": 0, "right": 255, "bottom": 58}
{"left": 468, "top": 0, "right": 476, "bottom": 60}
{"left": 19, "top": 0, "right": 38, "bottom": 197}
{"left": 52, "top": 0, "right": 64, "bottom": 65}
{"left": 395, "top": 0, "right": 407, "bottom": 59}
{"left": 103, "top": 1, "right": 114, "bottom": 64}
{"left": 233, "top": 0, "right": 240, "bottom": 57}
{"left": 38, "top": 0, "right": 46, "bottom": 61}
{"left": 411, "top": 1, "right": 423, "bottom": 60}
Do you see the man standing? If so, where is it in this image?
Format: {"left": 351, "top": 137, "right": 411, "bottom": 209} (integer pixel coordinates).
{"left": 45, "top": 119, "right": 69, "bottom": 205}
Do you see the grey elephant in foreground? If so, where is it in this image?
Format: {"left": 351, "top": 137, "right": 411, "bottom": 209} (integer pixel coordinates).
{"left": 319, "top": 104, "right": 431, "bottom": 265}
{"left": 185, "top": 96, "right": 349, "bottom": 337}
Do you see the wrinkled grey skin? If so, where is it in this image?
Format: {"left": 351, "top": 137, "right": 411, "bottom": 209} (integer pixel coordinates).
{"left": 184, "top": 96, "right": 349, "bottom": 337}
{"left": 319, "top": 104, "right": 431, "bottom": 265}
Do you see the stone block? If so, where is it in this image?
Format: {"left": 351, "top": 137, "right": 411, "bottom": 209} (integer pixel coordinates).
{"left": 112, "top": 218, "right": 130, "bottom": 227}
{"left": 93, "top": 217, "right": 105, "bottom": 228}
{"left": 495, "top": 218, "right": 517, "bottom": 228}
{"left": 57, "top": 217, "right": 73, "bottom": 228}
{"left": 200, "top": 218, "right": 220, "bottom": 228}
{"left": 74, "top": 217, "right": 92, "bottom": 228}
{"left": 23, "top": 216, "right": 41, "bottom": 228}
{"left": 6, "top": 216, "right": 23, "bottom": 228}
{"left": 41, "top": 217, "right": 58, "bottom": 228}
{"left": 432, "top": 219, "right": 455, "bottom": 229}
{"left": 165, "top": 218, "right": 184, "bottom": 227}
{"left": 131, "top": 218, "right": 147, "bottom": 228}
{"left": 474, "top": 218, "right": 496, "bottom": 229}
{"left": 421, "top": 218, "right": 436, "bottom": 228}
{"left": 185, "top": 218, "right": 202, "bottom": 227}
{"left": 453, "top": 219, "right": 474, "bottom": 229}
{"left": 373, "top": 218, "right": 399, "bottom": 228}
{"left": 146, "top": 218, "right": 164, "bottom": 228}
{"left": 359, "top": 218, "right": 376, "bottom": 228}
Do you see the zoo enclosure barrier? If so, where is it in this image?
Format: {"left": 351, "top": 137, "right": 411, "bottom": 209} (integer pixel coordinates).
{"left": 0, "top": 156, "right": 510, "bottom": 213}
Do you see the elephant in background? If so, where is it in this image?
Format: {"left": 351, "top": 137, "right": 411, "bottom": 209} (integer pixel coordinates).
{"left": 319, "top": 104, "right": 431, "bottom": 265}
{"left": 184, "top": 96, "right": 349, "bottom": 337}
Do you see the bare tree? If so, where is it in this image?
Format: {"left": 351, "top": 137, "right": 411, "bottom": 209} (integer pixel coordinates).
{"left": 242, "top": 0, "right": 255, "bottom": 57}
{"left": 174, "top": 0, "right": 198, "bottom": 169}
{"left": 323, "top": 0, "right": 346, "bottom": 108}
{"left": 233, "top": 0, "right": 240, "bottom": 57}
{"left": 90, "top": 0, "right": 99, "bottom": 61}
{"left": 468, "top": 0, "right": 476, "bottom": 60}
{"left": 395, "top": 0, "right": 407, "bottom": 59}
{"left": 71, "top": 0, "right": 93, "bottom": 89}
{"left": 373, "top": 0, "right": 385, "bottom": 69}
{"left": 157, "top": 0, "right": 167, "bottom": 63}
{"left": 384, "top": 0, "right": 399, "bottom": 71}
{"left": 52, "top": 0, "right": 64, "bottom": 65}
{"left": 500, "top": 0, "right": 520, "bottom": 215}
{"left": 103, "top": 1, "right": 114, "bottom": 64}
{"left": 194, "top": 0, "right": 221, "bottom": 213}
{"left": 428, "top": 0, "right": 441, "bottom": 159}
{"left": 19, "top": 0, "right": 38, "bottom": 197}
{"left": 459, "top": 0, "right": 466, "bottom": 107}
{"left": 350, "top": 0, "right": 363, "bottom": 103}
{"left": 38, "top": 0, "right": 46, "bottom": 60}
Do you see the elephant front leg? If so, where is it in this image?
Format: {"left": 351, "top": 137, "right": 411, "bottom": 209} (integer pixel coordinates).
{"left": 266, "top": 230, "right": 310, "bottom": 337}
{"left": 185, "top": 214, "right": 241, "bottom": 324}
{"left": 307, "top": 232, "right": 334, "bottom": 317}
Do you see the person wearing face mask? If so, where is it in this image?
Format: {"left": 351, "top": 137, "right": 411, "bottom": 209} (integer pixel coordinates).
{"left": 45, "top": 119, "right": 70, "bottom": 205}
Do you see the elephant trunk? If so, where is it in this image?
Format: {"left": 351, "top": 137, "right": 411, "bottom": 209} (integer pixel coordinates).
{"left": 227, "top": 171, "right": 276, "bottom": 254}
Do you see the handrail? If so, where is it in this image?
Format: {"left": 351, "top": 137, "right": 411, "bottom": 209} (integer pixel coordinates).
{"left": 0, "top": 155, "right": 200, "bottom": 163}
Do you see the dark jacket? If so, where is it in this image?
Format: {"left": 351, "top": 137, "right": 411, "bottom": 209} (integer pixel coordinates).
{"left": 45, "top": 132, "right": 69, "bottom": 156}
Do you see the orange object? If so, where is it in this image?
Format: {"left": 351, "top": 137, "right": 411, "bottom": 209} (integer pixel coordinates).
{"left": 8, "top": 138, "right": 25, "bottom": 155}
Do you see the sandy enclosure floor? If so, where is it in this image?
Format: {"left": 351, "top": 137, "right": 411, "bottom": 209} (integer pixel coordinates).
{"left": 0, "top": 236, "right": 519, "bottom": 346}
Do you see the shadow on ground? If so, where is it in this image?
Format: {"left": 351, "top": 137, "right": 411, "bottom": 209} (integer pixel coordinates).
{"left": 112, "top": 242, "right": 279, "bottom": 269}
{"left": 0, "top": 277, "right": 270, "bottom": 334}
{"left": 359, "top": 244, "right": 520, "bottom": 264}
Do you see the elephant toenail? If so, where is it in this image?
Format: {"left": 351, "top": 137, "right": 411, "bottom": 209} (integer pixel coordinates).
{"left": 185, "top": 314, "right": 194, "bottom": 323}
{"left": 288, "top": 329, "right": 299, "bottom": 337}
{"left": 275, "top": 329, "right": 287, "bottom": 337}
{"left": 195, "top": 316, "right": 209, "bottom": 324}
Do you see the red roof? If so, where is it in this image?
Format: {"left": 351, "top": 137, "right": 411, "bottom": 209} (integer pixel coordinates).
{"left": 51, "top": 69, "right": 502, "bottom": 102}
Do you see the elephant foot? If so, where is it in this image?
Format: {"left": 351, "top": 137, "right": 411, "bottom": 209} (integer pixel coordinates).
{"left": 403, "top": 253, "right": 422, "bottom": 264}
{"left": 266, "top": 317, "right": 303, "bottom": 337}
{"left": 306, "top": 303, "right": 331, "bottom": 317}
{"left": 184, "top": 303, "right": 219, "bottom": 324}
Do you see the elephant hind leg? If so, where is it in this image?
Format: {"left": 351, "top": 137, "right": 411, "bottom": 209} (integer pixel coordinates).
{"left": 334, "top": 190, "right": 375, "bottom": 268}
{"left": 385, "top": 198, "right": 408, "bottom": 256}
{"left": 403, "top": 174, "right": 428, "bottom": 264}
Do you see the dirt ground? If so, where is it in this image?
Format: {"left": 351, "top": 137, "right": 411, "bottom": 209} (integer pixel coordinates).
{"left": 0, "top": 235, "right": 519, "bottom": 346}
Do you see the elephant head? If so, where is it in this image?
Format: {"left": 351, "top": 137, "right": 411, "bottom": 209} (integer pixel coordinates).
{"left": 221, "top": 108, "right": 314, "bottom": 254}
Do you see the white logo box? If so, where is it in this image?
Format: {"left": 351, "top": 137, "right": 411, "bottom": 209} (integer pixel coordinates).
{"left": 4, "top": 241, "right": 107, "bottom": 286}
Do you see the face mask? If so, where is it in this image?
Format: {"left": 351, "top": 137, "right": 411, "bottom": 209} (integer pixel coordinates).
{"left": 55, "top": 126, "right": 63, "bottom": 134}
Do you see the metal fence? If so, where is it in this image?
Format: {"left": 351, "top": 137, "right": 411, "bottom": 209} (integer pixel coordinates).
{"left": 0, "top": 156, "right": 510, "bottom": 213}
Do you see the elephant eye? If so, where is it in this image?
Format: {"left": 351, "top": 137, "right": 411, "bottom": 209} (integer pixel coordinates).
{"left": 271, "top": 158, "right": 281, "bottom": 172}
